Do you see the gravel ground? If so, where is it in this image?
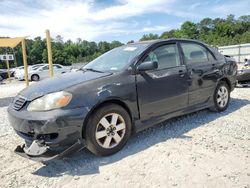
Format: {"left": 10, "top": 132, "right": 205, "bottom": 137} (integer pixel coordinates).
{"left": 0, "top": 81, "right": 249, "bottom": 188}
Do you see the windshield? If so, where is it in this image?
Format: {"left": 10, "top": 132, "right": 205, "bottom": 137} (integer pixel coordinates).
{"left": 83, "top": 44, "right": 148, "bottom": 72}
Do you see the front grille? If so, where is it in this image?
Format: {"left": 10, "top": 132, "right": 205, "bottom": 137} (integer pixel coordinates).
{"left": 13, "top": 96, "right": 26, "bottom": 111}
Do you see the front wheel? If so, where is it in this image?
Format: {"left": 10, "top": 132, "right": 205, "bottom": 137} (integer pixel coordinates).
{"left": 84, "top": 103, "right": 131, "bottom": 156}
{"left": 210, "top": 81, "right": 230, "bottom": 112}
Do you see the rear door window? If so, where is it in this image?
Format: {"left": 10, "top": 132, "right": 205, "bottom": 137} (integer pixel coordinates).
{"left": 180, "top": 43, "right": 214, "bottom": 64}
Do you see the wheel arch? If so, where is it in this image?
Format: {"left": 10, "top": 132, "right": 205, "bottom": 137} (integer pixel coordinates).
{"left": 219, "top": 77, "right": 231, "bottom": 91}
{"left": 82, "top": 98, "right": 133, "bottom": 138}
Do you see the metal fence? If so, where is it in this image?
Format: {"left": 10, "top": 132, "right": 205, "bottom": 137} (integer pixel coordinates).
{"left": 218, "top": 43, "right": 250, "bottom": 63}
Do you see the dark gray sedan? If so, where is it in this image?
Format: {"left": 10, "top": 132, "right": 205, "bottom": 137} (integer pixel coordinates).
{"left": 8, "top": 39, "right": 237, "bottom": 161}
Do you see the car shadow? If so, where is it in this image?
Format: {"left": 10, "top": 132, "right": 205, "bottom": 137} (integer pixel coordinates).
{"left": 33, "top": 97, "right": 250, "bottom": 177}
{"left": 236, "top": 84, "right": 250, "bottom": 88}
{"left": 0, "top": 97, "right": 14, "bottom": 108}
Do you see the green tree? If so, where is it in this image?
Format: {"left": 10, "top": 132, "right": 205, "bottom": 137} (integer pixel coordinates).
{"left": 29, "top": 37, "right": 46, "bottom": 64}
{"left": 98, "top": 41, "right": 111, "bottom": 53}
{"left": 140, "top": 33, "right": 159, "bottom": 41}
{"left": 110, "top": 41, "right": 123, "bottom": 49}
{"left": 180, "top": 21, "right": 198, "bottom": 39}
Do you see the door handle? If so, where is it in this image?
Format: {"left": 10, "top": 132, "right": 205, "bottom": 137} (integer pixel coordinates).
{"left": 178, "top": 70, "right": 185, "bottom": 77}
{"left": 192, "top": 69, "right": 203, "bottom": 76}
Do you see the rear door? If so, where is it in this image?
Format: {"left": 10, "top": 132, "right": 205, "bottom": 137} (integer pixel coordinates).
{"left": 179, "top": 42, "right": 218, "bottom": 106}
{"left": 136, "top": 42, "right": 189, "bottom": 121}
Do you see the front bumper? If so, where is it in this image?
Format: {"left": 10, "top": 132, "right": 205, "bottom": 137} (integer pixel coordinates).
{"left": 14, "top": 139, "right": 85, "bottom": 162}
{"left": 8, "top": 105, "right": 89, "bottom": 161}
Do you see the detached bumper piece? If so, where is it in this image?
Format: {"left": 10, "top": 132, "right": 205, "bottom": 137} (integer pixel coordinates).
{"left": 14, "top": 139, "right": 85, "bottom": 162}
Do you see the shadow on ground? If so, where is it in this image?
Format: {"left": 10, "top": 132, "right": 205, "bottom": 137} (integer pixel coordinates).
{"left": 0, "top": 97, "right": 14, "bottom": 108}
{"left": 32, "top": 97, "right": 250, "bottom": 177}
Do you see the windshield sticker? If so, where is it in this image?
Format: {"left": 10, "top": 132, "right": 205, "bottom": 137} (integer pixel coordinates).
{"left": 110, "top": 67, "right": 118, "bottom": 70}
{"left": 123, "top": 47, "right": 137, "bottom": 51}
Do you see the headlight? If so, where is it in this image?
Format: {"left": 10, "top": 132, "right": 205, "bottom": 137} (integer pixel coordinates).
{"left": 27, "top": 91, "right": 72, "bottom": 111}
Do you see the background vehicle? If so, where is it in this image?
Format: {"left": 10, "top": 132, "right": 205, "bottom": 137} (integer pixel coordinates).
{"left": 237, "top": 65, "right": 250, "bottom": 86}
{"left": 28, "top": 64, "right": 71, "bottom": 81}
{"left": 0, "top": 69, "right": 8, "bottom": 81}
{"left": 14, "top": 64, "right": 71, "bottom": 81}
{"left": 8, "top": 39, "right": 237, "bottom": 161}
{"left": 11, "top": 66, "right": 24, "bottom": 77}
{"left": 14, "top": 65, "right": 43, "bottom": 80}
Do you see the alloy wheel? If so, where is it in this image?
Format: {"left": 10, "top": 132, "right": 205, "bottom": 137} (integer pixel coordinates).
{"left": 216, "top": 85, "right": 229, "bottom": 108}
{"left": 95, "top": 113, "right": 126, "bottom": 149}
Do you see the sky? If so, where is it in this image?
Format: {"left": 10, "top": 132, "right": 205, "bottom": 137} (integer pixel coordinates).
{"left": 0, "top": 0, "right": 249, "bottom": 43}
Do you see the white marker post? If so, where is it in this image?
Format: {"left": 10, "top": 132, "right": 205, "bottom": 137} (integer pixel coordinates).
{"left": 0, "top": 54, "right": 14, "bottom": 82}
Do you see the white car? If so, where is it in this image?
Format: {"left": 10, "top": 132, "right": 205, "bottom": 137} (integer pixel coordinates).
{"left": 28, "top": 64, "right": 71, "bottom": 81}
{"left": 14, "top": 64, "right": 43, "bottom": 80}
{"left": 10, "top": 66, "right": 22, "bottom": 76}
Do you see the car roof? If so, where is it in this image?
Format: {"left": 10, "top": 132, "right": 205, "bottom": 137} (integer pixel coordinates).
{"left": 36, "top": 64, "right": 62, "bottom": 68}
{"left": 127, "top": 38, "right": 208, "bottom": 46}
{"left": 36, "top": 63, "right": 44, "bottom": 65}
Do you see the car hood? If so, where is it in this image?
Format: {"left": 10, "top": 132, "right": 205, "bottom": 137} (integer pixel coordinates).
{"left": 19, "top": 70, "right": 112, "bottom": 100}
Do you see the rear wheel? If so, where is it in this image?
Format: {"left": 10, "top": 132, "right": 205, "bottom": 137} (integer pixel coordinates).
{"left": 84, "top": 103, "right": 131, "bottom": 156}
{"left": 210, "top": 81, "right": 230, "bottom": 112}
{"left": 31, "top": 74, "right": 40, "bottom": 81}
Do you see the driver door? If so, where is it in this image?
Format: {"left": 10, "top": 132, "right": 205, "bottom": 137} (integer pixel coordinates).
{"left": 39, "top": 65, "right": 49, "bottom": 80}
{"left": 136, "top": 42, "right": 189, "bottom": 121}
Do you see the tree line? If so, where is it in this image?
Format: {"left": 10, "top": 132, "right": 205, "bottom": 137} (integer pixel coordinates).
{"left": 0, "top": 14, "right": 249, "bottom": 69}
{"left": 141, "top": 15, "right": 250, "bottom": 46}
{"left": 0, "top": 37, "right": 123, "bottom": 68}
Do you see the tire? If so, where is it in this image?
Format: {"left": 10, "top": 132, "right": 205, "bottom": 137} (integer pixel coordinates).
{"left": 84, "top": 103, "right": 131, "bottom": 156}
{"left": 31, "top": 74, "right": 40, "bottom": 81}
{"left": 210, "top": 81, "right": 230, "bottom": 112}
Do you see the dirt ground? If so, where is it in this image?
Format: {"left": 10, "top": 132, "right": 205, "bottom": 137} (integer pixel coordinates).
{"left": 0, "top": 81, "right": 249, "bottom": 188}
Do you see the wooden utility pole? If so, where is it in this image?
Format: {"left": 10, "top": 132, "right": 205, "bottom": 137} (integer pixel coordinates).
{"left": 21, "top": 39, "right": 29, "bottom": 86}
{"left": 5, "top": 57, "right": 11, "bottom": 83}
{"left": 45, "top": 29, "right": 53, "bottom": 77}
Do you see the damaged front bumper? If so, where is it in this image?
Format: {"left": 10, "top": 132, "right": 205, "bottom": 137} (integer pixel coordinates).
{"left": 14, "top": 139, "right": 85, "bottom": 162}
{"left": 8, "top": 105, "right": 89, "bottom": 162}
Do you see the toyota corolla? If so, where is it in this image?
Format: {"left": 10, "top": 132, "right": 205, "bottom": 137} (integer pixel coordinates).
{"left": 8, "top": 39, "right": 237, "bottom": 161}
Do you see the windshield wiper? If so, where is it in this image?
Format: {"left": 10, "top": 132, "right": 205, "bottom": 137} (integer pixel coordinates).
{"left": 80, "top": 68, "right": 104, "bottom": 73}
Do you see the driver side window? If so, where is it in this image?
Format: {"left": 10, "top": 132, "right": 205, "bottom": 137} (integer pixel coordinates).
{"left": 143, "top": 43, "right": 180, "bottom": 70}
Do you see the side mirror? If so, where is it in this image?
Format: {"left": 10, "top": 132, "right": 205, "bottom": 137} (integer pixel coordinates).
{"left": 137, "top": 61, "right": 158, "bottom": 72}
